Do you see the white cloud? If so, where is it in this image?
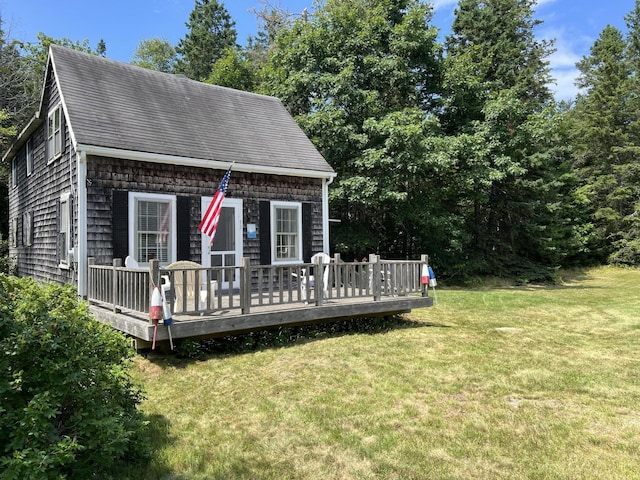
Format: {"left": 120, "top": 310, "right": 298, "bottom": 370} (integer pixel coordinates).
{"left": 548, "top": 67, "right": 583, "bottom": 102}
{"left": 538, "top": 24, "right": 593, "bottom": 101}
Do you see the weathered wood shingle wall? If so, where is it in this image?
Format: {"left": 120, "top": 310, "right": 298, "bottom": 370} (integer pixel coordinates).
{"left": 86, "top": 156, "right": 324, "bottom": 266}
{"left": 8, "top": 68, "right": 77, "bottom": 286}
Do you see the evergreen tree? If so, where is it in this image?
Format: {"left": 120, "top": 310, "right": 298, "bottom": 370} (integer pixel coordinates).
{"left": 569, "top": 18, "right": 640, "bottom": 265}
{"left": 175, "top": 0, "right": 237, "bottom": 81}
{"left": 441, "top": 0, "right": 564, "bottom": 280}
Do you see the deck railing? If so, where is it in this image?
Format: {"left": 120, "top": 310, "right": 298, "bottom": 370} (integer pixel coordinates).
{"left": 87, "top": 254, "right": 431, "bottom": 322}
{"left": 87, "top": 258, "right": 151, "bottom": 313}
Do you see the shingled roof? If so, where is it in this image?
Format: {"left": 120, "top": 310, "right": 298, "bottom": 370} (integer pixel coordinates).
{"left": 48, "top": 45, "right": 334, "bottom": 177}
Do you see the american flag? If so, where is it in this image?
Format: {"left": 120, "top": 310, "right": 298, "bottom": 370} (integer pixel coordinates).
{"left": 198, "top": 165, "right": 232, "bottom": 244}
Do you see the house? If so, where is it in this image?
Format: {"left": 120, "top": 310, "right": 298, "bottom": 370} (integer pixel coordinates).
{"left": 4, "top": 45, "right": 336, "bottom": 298}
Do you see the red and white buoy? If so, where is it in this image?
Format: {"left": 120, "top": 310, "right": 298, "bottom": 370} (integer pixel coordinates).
{"left": 150, "top": 286, "right": 163, "bottom": 349}
{"left": 421, "top": 264, "right": 430, "bottom": 285}
{"left": 150, "top": 286, "right": 163, "bottom": 321}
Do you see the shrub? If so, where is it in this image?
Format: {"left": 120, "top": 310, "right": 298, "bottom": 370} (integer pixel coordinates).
{"left": 0, "top": 234, "right": 16, "bottom": 276}
{"left": 0, "top": 275, "right": 149, "bottom": 479}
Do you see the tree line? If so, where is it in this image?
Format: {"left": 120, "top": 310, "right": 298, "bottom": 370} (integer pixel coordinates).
{"left": 1, "top": 0, "right": 639, "bottom": 281}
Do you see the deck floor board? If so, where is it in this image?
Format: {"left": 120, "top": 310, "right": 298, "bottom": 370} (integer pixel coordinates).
{"left": 89, "top": 289, "right": 433, "bottom": 344}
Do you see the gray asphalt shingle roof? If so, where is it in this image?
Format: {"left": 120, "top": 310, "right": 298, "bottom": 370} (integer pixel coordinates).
{"left": 50, "top": 45, "right": 334, "bottom": 175}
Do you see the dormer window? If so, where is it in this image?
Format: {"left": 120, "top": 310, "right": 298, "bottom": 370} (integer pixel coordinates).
{"left": 47, "top": 104, "right": 63, "bottom": 162}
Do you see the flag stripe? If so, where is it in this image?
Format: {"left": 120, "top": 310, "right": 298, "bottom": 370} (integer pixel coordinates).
{"left": 198, "top": 165, "right": 232, "bottom": 244}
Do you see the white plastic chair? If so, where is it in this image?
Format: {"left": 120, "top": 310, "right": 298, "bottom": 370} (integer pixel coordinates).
{"left": 300, "top": 252, "right": 331, "bottom": 301}
{"left": 165, "top": 261, "right": 209, "bottom": 312}
{"left": 124, "top": 255, "right": 139, "bottom": 269}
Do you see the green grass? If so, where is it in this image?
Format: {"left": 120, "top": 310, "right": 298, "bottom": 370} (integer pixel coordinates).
{"left": 129, "top": 266, "right": 640, "bottom": 479}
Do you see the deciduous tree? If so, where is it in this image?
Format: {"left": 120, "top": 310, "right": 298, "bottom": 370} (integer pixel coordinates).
{"left": 131, "top": 38, "right": 177, "bottom": 73}
{"left": 262, "top": 0, "right": 443, "bottom": 259}
{"left": 175, "top": 0, "right": 237, "bottom": 81}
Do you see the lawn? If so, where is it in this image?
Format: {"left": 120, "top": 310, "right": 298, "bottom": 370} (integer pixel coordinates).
{"left": 130, "top": 266, "right": 640, "bottom": 479}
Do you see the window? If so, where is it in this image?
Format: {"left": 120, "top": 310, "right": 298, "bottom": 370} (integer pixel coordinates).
{"left": 47, "top": 104, "right": 63, "bottom": 162}
{"left": 26, "top": 138, "right": 33, "bottom": 176}
{"left": 129, "top": 192, "right": 176, "bottom": 265}
{"left": 23, "top": 211, "right": 33, "bottom": 247}
{"left": 59, "top": 193, "right": 72, "bottom": 267}
{"left": 271, "top": 201, "right": 302, "bottom": 263}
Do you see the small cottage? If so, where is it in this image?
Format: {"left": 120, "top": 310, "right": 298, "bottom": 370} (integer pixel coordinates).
{"left": 4, "top": 45, "right": 336, "bottom": 297}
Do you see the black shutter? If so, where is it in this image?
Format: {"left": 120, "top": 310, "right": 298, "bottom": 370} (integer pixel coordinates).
{"left": 112, "top": 190, "right": 128, "bottom": 261}
{"left": 259, "top": 201, "right": 271, "bottom": 265}
{"left": 176, "top": 196, "right": 190, "bottom": 261}
{"left": 302, "top": 202, "right": 313, "bottom": 263}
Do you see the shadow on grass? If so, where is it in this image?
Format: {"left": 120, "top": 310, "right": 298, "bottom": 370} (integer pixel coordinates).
{"left": 442, "top": 267, "right": 596, "bottom": 292}
{"left": 142, "top": 315, "right": 446, "bottom": 364}
{"left": 117, "top": 413, "right": 178, "bottom": 479}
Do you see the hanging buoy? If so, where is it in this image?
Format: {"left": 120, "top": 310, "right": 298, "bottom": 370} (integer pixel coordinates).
{"left": 428, "top": 266, "right": 437, "bottom": 287}
{"left": 161, "top": 289, "right": 174, "bottom": 351}
{"left": 150, "top": 286, "right": 163, "bottom": 321}
{"left": 421, "top": 264, "right": 430, "bottom": 285}
{"left": 162, "top": 298, "right": 172, "bottom": 326}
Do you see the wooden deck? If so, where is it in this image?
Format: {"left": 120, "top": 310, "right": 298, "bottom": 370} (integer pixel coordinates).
{"left": 87, "top": 255, "right": 434, "bottom": 347}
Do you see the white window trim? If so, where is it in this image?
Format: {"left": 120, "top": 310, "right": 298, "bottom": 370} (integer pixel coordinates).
{"left": 47, "top": 103, "right": 63, "bottom": 163}
{"left": 59, "top": 192, "right": 72, "bottom": 269}
{"left": 11, "top": 157, "right": 17, "bottom": 188}
{"left": 271, "top": 200, "right": 302, "bottom": 265}
{"left": 128, "top": 192, "right": 177, "bottom": 266}
{"left": 26, "top": 138, "right": 33, "bottom": 176}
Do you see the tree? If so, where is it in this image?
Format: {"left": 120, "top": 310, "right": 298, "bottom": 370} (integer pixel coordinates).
{"left": 207, "top": 46, "right": 256, "bottom": 90}
{"left": 0, "top": 17, "right": 39, "bottom": 145}
{"left": 440, "top": 0, "right": 564, "bottom": 280}
{"left": 262, "top": 0, "right": 443, "bottom": 259}
{"left": 131, "top": 37, "right": 177, "bottom": 72}
{"left": 175, "top": 0, "right": 237, "bottom": 81}
{"left": 1, "top": 14, "right": 34, "bottom": 239}
{"left": 23, "top": 33, "right": 104, "bottom": 88}
{"left": 568, "top": 14, "right": 640, "bottom": 266}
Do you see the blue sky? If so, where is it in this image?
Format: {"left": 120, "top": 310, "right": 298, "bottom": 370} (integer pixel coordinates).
{"left": 1, "top": 0, "right": 634, "bottom": 100}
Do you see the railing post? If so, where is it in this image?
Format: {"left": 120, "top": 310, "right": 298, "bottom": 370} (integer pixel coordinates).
{"left": 241, "top": 257, "right": 251, "bottom": 314}
{"left": 112, "top": 258, "right": 122, "bottom": 313}
{"left": 314, "top": 254, "right": 323, "bottom": 306}
{"left": 333, "top": 253, "right": 341, "bottom": 299}
{"left": 421, "top": 254, "right": 429, "bottom": 297}
{"left": 371, "top": 254, "right": 381, "bottom": 301}
{"left": 149, "top": 259, "right": 159, "bottom": 324}
{"left": 87, "top": 257, "right": 95, "bottom": 303}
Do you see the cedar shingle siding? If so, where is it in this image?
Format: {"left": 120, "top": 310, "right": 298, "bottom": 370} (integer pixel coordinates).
{"left": 4, "top": 45, "right": 335, "bottom": 291}
{"left": 7, "top": 66, "right": 77, "bottom": 285}
{"left": 86, "top": 156, "right": 324, "bottom": 266}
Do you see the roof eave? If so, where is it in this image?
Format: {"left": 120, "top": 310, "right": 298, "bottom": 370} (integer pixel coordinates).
{"left": 1, "top": 115, "right": 43, "bottom": 163}
{"left": 77, "top": 144, "right": 337, "bottom": 180}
